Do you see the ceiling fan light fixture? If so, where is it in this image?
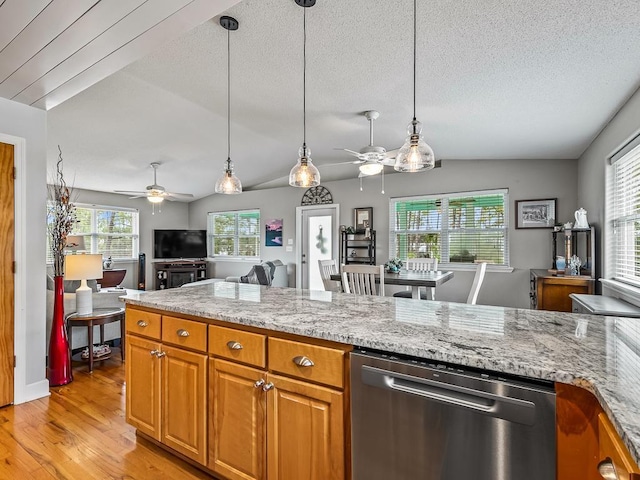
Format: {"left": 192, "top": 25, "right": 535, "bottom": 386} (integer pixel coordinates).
{"left": 289, "top": 144, "right": 320, "bottom": 187}
{"left": 215, "top": 15, "right": 243, "bottom": 194}
{"left": 395, "top": 0, "right": 436, "bottom": 173}
{"left": 289, "top": 0, "right": 320, "bottom": 188}
{"left": 359, "top": 162, "right": 384, "bottom": 176}
{"left": 147, "top": 193, "right": 164, "bottom": 204}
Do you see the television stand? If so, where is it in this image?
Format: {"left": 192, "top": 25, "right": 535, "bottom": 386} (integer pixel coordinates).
{"left": 153, "top": 260, "right": 207, "bottom": 290}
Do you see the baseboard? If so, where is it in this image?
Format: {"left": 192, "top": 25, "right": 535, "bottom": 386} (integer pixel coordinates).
{"left": 14, "top": 379, "right": 50, "bottom": 405}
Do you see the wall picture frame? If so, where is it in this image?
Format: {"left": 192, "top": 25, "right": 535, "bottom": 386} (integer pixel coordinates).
{"left": 515, "top": 198, "right": 557, "bottom": 229}
{"left": 354, "top": 207, "right": 373, "bottom": 231}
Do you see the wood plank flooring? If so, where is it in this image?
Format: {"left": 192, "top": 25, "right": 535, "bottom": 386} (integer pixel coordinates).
{"left": 0, "top": 349, "right": 213, "bottom": 479}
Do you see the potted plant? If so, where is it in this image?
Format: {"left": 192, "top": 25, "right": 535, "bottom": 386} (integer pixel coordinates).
{"left": 385, "top": 257, "right": 404, "bottom": 273}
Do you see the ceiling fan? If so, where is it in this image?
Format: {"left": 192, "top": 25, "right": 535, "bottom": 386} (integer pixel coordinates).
{"left": 114, "top": 162, "right": 194, "bottom": 203}
{"left": 327, "top": 110, "right": 399, "bottom": 176}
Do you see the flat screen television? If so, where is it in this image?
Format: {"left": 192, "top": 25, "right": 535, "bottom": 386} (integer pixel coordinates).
{"left": 153, "top": 230, "right": 207, "bottom": 259}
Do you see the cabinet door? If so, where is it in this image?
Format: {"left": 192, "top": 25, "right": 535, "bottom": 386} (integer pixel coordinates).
{"left": 125, "top": 335, "right": 162, "bottom": 441}
{"left": 266, "top": 374, "right": 344, "bottom": 480}
{"left": 209, "top": 359, "right": 266, "bottom": 480}
{"left": 161, "top": 345, "right": 207, "bottom": 464}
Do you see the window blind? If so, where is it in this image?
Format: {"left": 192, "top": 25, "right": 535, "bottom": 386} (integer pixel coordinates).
{"left": 208, "top": 209, "right": 260, "bottom": 258}
{"left": 390, "top": 189, "right": 509, "bottom": 266}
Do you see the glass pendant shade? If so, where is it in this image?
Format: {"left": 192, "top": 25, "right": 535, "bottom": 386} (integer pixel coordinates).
{"left": 359, "top": 162, "right": 384, "bottom": 176}
{"left": 289, "top": 145, "right": 320, "bottom": 188}
{"left": 394, "top": 120, "right": 435, "bottom": 172}
{"left": 215, "top": 159, "right": 242, "bottom": 194}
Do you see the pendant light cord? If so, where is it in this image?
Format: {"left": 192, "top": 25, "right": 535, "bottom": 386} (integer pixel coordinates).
{"left": 227, "top": 27, "right": 231, "bottom": 161}
{"left": 412, "top": 0, "right": 417, "bottom": 121}
{"left": 303, "top": 7, "right": 307, "bottom": 148}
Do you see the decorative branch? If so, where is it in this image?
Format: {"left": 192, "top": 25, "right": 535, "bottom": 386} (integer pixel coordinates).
{"left": 47, "top": 146, "right": 76, "bottom": 276}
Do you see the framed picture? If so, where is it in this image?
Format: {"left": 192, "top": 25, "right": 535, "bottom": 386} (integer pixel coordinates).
{"left": 515, "top": 198, "right": 557, "bottom": 229}
{"left": 354, "top": 207, "right": 373, "bottom": 231}
{"left": 265, "top": 219, "right": 283, "bottom": 246}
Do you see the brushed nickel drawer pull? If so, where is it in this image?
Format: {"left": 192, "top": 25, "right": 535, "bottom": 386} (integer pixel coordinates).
{"left": 150, "top": 349, "right": 159, "bottom": 356}
{"left": 262, "top": 382, "right": 274, "bottom": 392}
{"left": 155, "top": 351, "right": 166, "bottom": 358}
{"left": 597, "top": 458, "right": 618, "bottom": 479}
{"left": 254, "top": 379, "right": 265, "bottom": 388}
{"left": 177, "top": 329, "right": 190, "bottom": 337}
{"left": 226, "top": 341, "right": 243, "bottom": 350}
{"left": 137, "top": 320, "right": 148, "bottom": 327}
{"left": 293, "top": 355, "right": 314, "bottom": 367}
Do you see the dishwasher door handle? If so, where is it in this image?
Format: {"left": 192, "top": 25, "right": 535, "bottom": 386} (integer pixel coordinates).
{"left": 361, "top": 365, "right": 536, "bottom": 426}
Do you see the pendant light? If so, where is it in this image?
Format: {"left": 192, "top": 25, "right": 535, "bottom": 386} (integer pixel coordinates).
{"left": 394, "top": 0, "right": 435, "bottom": 173}
{"left": 215, "top": 16, "right": 242, "bottom": 194}
{"left": 289, "top": 0, "right": 321, "bottom": 188}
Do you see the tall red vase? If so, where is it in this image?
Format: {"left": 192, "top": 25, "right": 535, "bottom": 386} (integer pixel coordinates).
{"left": 48, "top": 275, "right": 73, "bottom": 386}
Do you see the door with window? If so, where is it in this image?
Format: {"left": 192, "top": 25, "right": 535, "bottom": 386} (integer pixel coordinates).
{"left": 297, "top": 205, "right": 339, "bottom": 290}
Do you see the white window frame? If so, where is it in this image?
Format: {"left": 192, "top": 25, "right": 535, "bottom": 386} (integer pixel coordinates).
{"left": 46, "top": 203, "right": 139, "bottom": 263}
{"left": 389, "top": 188, "right": 511, "bottom": 271}
{"left": 606, "top": 133, "right": 640, "bottom": 291}
{"left": 207, "top": 209, "right": 261, "bottom": 259}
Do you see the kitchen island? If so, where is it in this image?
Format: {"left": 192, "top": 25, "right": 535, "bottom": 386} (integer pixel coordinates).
{"left": 123, "top": 281, "right": 640, "bottom": 475}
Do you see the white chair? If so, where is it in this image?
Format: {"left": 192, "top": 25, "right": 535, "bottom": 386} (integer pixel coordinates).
{"left": 341, "top": 264, "right": 385, "bottom": 296}
{"left": 393, "top": 258, "right": 438, "bottom": 300}
{"left": 467, "top": 262, "right": 488, "bottom": 305}
{"left": 318, "top": 259, "right": 341, "bottom": 292}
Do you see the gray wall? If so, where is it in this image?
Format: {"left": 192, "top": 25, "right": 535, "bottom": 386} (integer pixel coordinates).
{"left": 189, "top": 158, "right": 578, "bottom": 308}
{"left": 578, "top": 86, "right": 640, "bottom": 283}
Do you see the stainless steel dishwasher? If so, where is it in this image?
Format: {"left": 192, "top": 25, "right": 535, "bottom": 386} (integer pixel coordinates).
{"left": 351, "top": 349, "right": 556, "bottom": 480}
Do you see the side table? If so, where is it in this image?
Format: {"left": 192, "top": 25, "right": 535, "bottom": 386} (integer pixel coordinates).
{"left": 66, "top": 307, "right": 125, "bottom": 373}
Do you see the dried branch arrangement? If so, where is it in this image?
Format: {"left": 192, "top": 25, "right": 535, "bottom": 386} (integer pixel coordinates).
{"left": 47, "top": 146, "right": 76, "bottom": 276}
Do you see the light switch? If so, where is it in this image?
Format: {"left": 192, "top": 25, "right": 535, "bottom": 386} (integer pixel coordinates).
{"left": 286, "top": 246, "right": 293, "bottom": 252}
{"left": 287, "top": 238, "right": 293, "bottom": 245}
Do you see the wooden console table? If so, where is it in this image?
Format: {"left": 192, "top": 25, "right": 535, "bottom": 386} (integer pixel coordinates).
{"left": 67, "top": 307, "right": 125, "bottom": 372}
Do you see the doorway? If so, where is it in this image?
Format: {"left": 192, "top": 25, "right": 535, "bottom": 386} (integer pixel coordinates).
{"left": 296, "top": 205, "right": 339, "bottom": 290}
{"left": 0, "top": 142, "right": 15, "bottom": 407}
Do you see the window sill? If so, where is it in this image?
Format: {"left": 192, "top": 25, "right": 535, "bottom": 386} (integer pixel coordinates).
{"left": 211, "top": 256, "right": 260, "bottom": 263}
{"left": 439, "top": 264, "right": 514, "bottom": 273}
{"left": 600, "top": 278, "right": 640, "bottom": 305}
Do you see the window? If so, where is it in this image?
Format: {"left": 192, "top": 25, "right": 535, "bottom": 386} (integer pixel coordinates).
{"left": 46, "top": 204, "right": 139, "bottom": 263}
{"left": 608, "top": 135, "right": 640, "bottom": 287}
{"left": 389, "top": 189, "right": 509, "bottom": 267}
{"left": 207, "top": 209, "right": 260, "bottom": 258}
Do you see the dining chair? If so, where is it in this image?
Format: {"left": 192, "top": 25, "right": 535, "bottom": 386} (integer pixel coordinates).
{"left": 318, "top": 259, "right": 341, "bottom": 292}
{"left": 393, "top": 258, "right": 438, "bottom": 300}
{"left": 467, "top": 262, "right": 488, "bottom": 305}
{"left": 341, "top": 264, "right": 385, "bottom": 296}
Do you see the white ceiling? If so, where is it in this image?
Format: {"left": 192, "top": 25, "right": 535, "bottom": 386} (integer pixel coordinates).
{"left": 7, "top": 0, "right": 640, "bottom": 199}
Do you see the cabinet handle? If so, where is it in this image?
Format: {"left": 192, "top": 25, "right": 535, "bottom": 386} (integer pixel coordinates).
{"left": 292, "top": 355, "right": 314, "bottom": 367}
{"left": 177, "top": 329, "right": 190, "bottom": 337}
{"left": 150, "top": 349, "right": 159, "bottom": 356}
{"left": 597, "top": 458, "right": 619, "bottom": 479}
{"left": 226, "top": 341, "right": 243, "bottom": 350}
{"left": 155, "top": 351, "right": 166, "bottom": 358}
{"left": 262, "top": 382, "right": 274, "bottom": 392}
{"left": 254, "top": 379, "right": 265, "bottom": 388}
{"left": 137, "top": 320, "right": 148, "bottom": 327}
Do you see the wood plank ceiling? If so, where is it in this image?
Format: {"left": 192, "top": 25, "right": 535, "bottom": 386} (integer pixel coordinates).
{"left": 0, "top": 0, "right": 241, "bottom": 110}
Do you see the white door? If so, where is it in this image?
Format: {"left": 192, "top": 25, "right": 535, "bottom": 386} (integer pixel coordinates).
{"left": 296, "top": 205, "right": 339, "bottom": 290}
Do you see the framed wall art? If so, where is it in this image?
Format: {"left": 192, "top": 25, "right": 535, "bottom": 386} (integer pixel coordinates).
{"left": 354, "top": 207, "right": 373, "bottom": 231}
{"left": 515, "top": 198, "right": 557, "bottom": 229}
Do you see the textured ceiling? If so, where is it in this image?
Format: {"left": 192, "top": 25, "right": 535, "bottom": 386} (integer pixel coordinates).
{"left": 46, "top": 0, "right": 640, "bottom": 200}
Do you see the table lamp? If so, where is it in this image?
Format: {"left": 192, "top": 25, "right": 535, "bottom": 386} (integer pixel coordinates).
{"left": 65, "top": 254, "right": 103, "bottom": 316}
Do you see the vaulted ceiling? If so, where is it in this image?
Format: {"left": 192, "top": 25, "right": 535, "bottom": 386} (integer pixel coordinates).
{"left": 3, "top": 0, "right": 640, "bottom": 199}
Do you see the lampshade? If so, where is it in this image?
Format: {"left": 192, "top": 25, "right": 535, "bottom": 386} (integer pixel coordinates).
{"left": 65, "top": 254, "right": 103, "bottom": 281}
{"left": 359, "top": 162, "right": 384, "bottom": 176}
{"left": 215, "top": 158, "right": 242, "bottom": 194}
{"left": 65, "top": 235, "right": 85, "bottom": 252}
{"left": 289, "top": 145, "right": 320, "bottom": 188}
{"left": 394, "top": 120, "right": 435, "bottom": 173}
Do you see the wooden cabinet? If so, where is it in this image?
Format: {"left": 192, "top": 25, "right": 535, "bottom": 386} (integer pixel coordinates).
{"left": 341, "top": 230, "right": 376, "bottom": 265}
{"left": 598, "top": 413, "right": 640, "bottom": 480}
{"left": 267, "top": 373, "right": 344, "bottom": 480}
{"left": 530, "top": 269, "right": 594, "bottom": 312}
{"left": 125, "top": 307, "right": 208, "bottom": 465}
{"left": 153, "top": 260, "right": 208, "bottom": 290}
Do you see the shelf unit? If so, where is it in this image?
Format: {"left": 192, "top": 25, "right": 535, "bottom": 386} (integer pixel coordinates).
{"left": 153, "top": 260, "right": 207, "bottom": 290}
{"left": 341, "top": 230, "right": 376, "bottom": 266}
{"left": 551, "top": 227, "right": 596, "bottom": 277}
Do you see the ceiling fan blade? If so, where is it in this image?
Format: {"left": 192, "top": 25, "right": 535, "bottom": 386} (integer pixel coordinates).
{"left": 127, "top": 195, "right": 149, "bottom": 199}
{"left": 165, "top": 192, "right": 195, "bottom": 199}
{"left": 114, "top": 190, "right": 148, "bottom": 195}
{"left": 321, "top": 160, "right": 364, "bottom": 168}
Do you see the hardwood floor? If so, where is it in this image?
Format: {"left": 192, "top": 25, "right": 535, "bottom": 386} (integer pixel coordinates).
{"left": 0, "top": 349, "right": 213, "bottom": 479}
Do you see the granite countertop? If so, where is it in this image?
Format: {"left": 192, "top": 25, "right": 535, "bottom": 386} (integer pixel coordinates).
{"left": 123, "top": 282, "right": 640, "bottom": 465}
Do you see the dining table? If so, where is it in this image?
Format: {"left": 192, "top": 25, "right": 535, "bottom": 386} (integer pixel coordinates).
{"left": 330, "top": 269, "right": 454, "bottom": 300}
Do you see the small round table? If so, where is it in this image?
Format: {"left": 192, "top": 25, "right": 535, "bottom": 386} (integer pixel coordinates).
{"left": 66, "top": 307, "right": 125, "bottom": 373}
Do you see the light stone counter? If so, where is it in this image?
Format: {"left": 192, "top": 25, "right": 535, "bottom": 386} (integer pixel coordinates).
{"left": 124, "top": 282, "right": 640, "bottom": 464}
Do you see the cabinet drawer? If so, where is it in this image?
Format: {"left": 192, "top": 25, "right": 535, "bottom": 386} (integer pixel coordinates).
{"left": 208, "top": 325, "right": 266, "bottom": 368}
{"left": 268, "top": 338, "right": 345, "bottom": 389}
{"left": 598, "top": 413, "right": 640, "bottom": 478}
{"left": 162, "top": 316, "right": 207, "bottom": 353}
{"left": 126, "top": 308, "right": 161, "bottom": 340}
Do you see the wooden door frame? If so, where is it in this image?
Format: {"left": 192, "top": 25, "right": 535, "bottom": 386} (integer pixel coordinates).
{"left": 295, "top": 204, "right": 340, "bottom": 289}
{"left": 0, "top": 134, "right": 27, "bottom": 404}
